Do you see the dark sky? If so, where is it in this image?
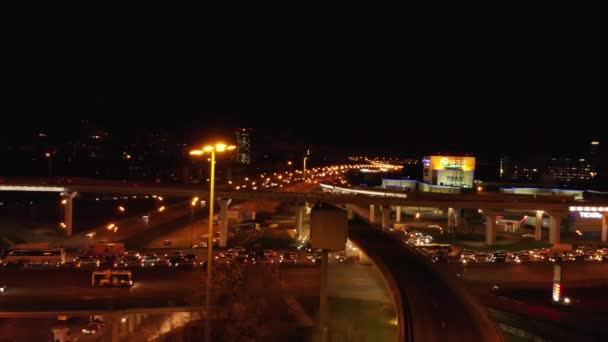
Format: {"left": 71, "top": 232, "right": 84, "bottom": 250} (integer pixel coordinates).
{"left": 1, "top": 3, "right": 606, "bottom": 157}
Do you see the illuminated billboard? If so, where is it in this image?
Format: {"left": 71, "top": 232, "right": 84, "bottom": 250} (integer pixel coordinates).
{"left": 426, "top": 156, "right": 476, "bottom": 171}
{"left": 423, "top": 155, "right": 476, "bottom": 188}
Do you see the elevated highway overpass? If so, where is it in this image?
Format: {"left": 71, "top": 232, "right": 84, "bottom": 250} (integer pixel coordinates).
{"left": 1, "top": 178, "right": 597, "bottom": 244}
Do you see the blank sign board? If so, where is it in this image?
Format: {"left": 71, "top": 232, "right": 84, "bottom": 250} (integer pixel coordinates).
{"left": 310, "top": 203, "right": 348, "bottom": 251}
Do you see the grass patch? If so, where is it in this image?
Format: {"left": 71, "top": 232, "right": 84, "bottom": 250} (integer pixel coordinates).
{"left": 314, "top": 297, "right": 397, "bottom": 342}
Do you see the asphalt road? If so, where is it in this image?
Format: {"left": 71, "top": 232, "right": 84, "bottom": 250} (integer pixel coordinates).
{"left": 451, "top": 261, "right": 608, "bottom": 288}
{"left": 348, "top": 222, "right": 504, "bottom": 342}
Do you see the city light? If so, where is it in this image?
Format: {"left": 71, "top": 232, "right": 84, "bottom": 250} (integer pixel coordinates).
{"left": 118, "top": 206, "right": 126, "bottom": 212}
{"left": 158, "top": 206, "right": 166, "bottom": 212}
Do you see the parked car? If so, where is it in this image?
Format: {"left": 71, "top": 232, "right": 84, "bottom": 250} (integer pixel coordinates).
{"left": 82, "top": 321, "right": 103, "bottom": 335}
{"left": 488, "top": 251, "right": 507, "bottom": 263}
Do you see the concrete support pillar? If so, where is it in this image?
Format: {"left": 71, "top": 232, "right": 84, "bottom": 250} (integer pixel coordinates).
{"left": 485, "top": 211, "right": 498, "bottom": 246}
{"left": 218, "top": 199, "right": 230, "bottom": 248}
{"left": 447, "top": 208, "right": 455, "bottom": 232}
{"left": 454, "top": 208, "right": 460, "bottom": 230}
{"left": 369, "top": 204, "right": 375, "bottom": 223}
{"left": 319, "top": 250, "right": 329, "bottom": 342}
{"left": 120, "top": 316, "right": 128, "bottom": 336}
{"left": 395, "top": 206, "right": 402, "bottom": 223}
{"left": 61, "top": 192, "right": 77, "bottom": 236}
{"left": 295, "top": 203, "right": 306, "bottom": 237}
{"left": 359, "top": 250, "right": 372, "bottom": 265}
{"left": 602, "top": 214, "right": 608, "bottom": 243}
{"left": 110, "top": 315, "right": 120, "bottom": 342}
{"left": 381, "top": 206, "right": 390, "bottom": 228}
{"left": 549, "top": 213, "right": 562, "bottom": 244}
{"left": 128, "top": 313, "right": 135, "bottom": 333}
{"left": 535, "top": 210, "right": 543, "bottom": 241}
{"left": 135, "top": 313, "right": 142, "bottom": 325}
{"left": 345, "top": 204, "right": 354, "bottom": 220}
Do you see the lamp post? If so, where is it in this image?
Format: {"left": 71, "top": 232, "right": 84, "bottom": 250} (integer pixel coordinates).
{"left": 190, "top": 142, "right": 235, "bottom": 342}
{"left": 45, "top": 152, "right": 52, "bottom": 178}
{"left": 190, "top": 197, "right": 199, "bottom": 249}
{"left": 303, "top": 157, "right": 308, "bottom": 181}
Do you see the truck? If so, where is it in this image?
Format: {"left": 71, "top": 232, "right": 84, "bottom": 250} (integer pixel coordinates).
{"left": 91, "top": 269, "right": 133, "bottom": 287}
{"left": 83, "top": 243, "right": 125, "bottom": 256}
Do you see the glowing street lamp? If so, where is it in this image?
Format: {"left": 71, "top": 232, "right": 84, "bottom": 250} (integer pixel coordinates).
{"left": 44, "top": 152, "right": 52, "bottom": 178}
{"left": 189, "top": 142, "right": 235, "bottom": 342}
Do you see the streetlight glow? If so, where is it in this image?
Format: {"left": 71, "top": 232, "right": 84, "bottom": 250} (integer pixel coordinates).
{"left": 189, "top": 150, "right": 204, "bottom": 156}
{"left": 189, "top": 140, "right": 236, "bottom": 342}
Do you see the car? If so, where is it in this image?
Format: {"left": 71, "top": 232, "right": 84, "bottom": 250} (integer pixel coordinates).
{"left": 263, "top": 249, "right": 276, "bottom": 257}
{"left": 124, "top": 251, "right": 140, "bottom": 258}
{"left": 98, "top": 255, "right": 116, "bottom": 269}
{"left": 164, "top": 251, "right": 185, "bottom": 258}
{"left": 460, "top": 250, "right": 477, "bottom": 264}
{"left": 511, "top": 252, "right": 531, "bottom": 263}
{"left": 280, "top": 253, "right": 298, "bottom": 264}
{"left": 77, "top": 256, "right": 100, "bottom": 269}
{"left": 166, "top": 256, "right": 184, "bottom": 267}
{"left": 120, "top": 256, "right": 141, "bottom": 268}
{"left": 141, "top": 253, "right": 160, "bottom": 267}
{"left": 82, "top": 322, "right": 103, "bottom": 335}
{"left": 182, "top": 254, "right": 199, "bottom": 267}
{"left": 488, "top": 251, "right": 507, "bottom": 263}
{"left": 521, "top": 233, "right": 535, "bottom": 239}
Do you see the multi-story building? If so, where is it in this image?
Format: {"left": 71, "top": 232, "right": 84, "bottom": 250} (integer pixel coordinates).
{"left": 545, "top": 157, "right": 592, "bottom": 186}
{"left": 422, "top": 155, "right": 476, "bottom": 188}
{"left": 235, "top": 128, "right": 252, "bottom": 165}
{"left": 499, "top": 157, "right": 543, "bottom": 182}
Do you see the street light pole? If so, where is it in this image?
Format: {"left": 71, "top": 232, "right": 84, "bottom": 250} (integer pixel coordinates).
{"left": 190, "top": 143, "right": 235, "bottom": 342}
{"left": 45, "top": 152, "right": 52, "bottom": 178}
{"left": 303, "top": 157, "right": 308, "bottom": 181}
{"left": 205, "top": 149, "right": 215, "bottom": 342}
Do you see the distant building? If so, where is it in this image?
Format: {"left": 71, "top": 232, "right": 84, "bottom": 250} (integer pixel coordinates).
{"left": 499, "top": 156, "right": 593, "bottom": 188}
{"left": 499, "top": 157, "right": 543, "bottom": 182}
{"left": 234, "top": 128, "right": 252, "bottom": 165}
{"left": 422, "top": 155, "right": 475, "bottom": 188}
{"left": 545, "top": 157, "right": 592, "bottom": 186}
{"left": 590, "top": 141, "right": 600, "bottom": 175}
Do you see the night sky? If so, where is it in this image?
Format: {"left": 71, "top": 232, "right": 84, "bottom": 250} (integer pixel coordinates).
{"left": 1, "top": 3, "right": 605, "bottom": 157}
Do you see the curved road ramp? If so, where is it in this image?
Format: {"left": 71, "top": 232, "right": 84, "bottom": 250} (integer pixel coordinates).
{"left": 348, "top": 223, "right": 504, "bottom": 342}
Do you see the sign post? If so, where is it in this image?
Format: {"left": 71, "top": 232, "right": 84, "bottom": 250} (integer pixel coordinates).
{"left": 311, "top": 203, "right": 348, "bottom": 342}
